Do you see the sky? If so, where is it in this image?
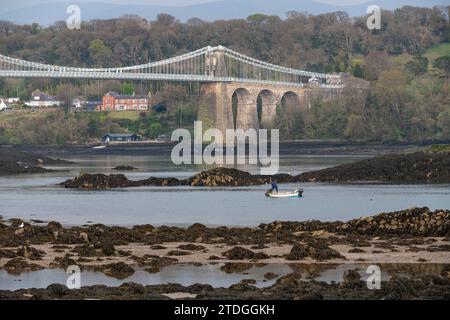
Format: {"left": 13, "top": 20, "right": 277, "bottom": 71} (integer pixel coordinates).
{"left": 1, "top": 0, "right": 448, "bottom": 10}
{"left": 0, "top": 0, "right": 448, "bottom": 24}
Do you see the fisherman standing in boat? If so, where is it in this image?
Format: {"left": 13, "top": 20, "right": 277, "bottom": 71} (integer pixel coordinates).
{"left": 270, "top": 178, "right": 278, "bottom": 193}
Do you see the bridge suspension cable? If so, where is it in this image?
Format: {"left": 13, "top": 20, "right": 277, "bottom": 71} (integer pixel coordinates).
{"left": 0, "top": 45, "right": 343, "bottom": 88}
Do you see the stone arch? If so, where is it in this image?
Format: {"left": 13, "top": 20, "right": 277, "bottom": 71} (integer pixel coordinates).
{"left": 280, "top": 91, "right": 302, "bottom": 111}
{"left": 232, "top": 88, "right": 258, "bottom": 131}
{"left": 257, "top": 89, "right": 277, "bottom": 128}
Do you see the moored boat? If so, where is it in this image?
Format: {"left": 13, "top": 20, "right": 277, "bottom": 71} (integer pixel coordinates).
{"left": 266, "top": 189, "right": 303, "bottom": 198}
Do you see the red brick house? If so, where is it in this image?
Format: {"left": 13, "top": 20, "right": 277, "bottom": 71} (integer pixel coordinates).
{"left": 100, "top": 91, "right": 151, "bottom": 111}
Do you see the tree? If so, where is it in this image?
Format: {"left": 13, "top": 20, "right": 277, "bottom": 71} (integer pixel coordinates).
{"left": 147, "top": 123, "right": 162, "bottom": 139}
{"left": 30, "top": 23, "right": 41, "bottom": 35}
{"left": 121, "top": 83, "right": 135, "bottom": 95}
{"left": 88, "top": 39, "right": 114, "bottom": 67}
{"left": 345, "top": 115, "right": 368, "bottom": 140}
{"left": 437, "top": 109, "right": 450, "bottom": 139}
{"left": 353, "top": 64, "right": 364, "bottom": 78}
{"left": 433, "top": 56, "right": 450, "bottom": 81}
{"left": 155, "top": 14, "right": 176, "bottom": 26}
{"left": 405, "top": 55, "right": 429, "bottom": 76}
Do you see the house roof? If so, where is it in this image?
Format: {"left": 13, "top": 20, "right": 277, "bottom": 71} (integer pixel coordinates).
{"left": 85, "top": 101, "right": 102, "bottom": 106}
{"left": 103, "top": 133, "right": 139, "bottom": 138}
{"left": 32, "top": 91, "right": 57, "bottom": 101}
{"left": 104, "top": 91, "right": 150, "bottom": 99}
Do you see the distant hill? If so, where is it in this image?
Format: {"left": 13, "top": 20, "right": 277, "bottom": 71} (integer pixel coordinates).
{"left": 0, "top": 0, "right": 448, "bottom": 25}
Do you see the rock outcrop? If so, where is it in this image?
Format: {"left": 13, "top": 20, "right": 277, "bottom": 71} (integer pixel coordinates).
{"left": 61, "top": 149, "right": 450, "bottom": 189}
{"left": 296, "top": 151, "right": 450, "bottom": 183}
{"left": 0, "top": 148, "right": 70, "bottom": 175}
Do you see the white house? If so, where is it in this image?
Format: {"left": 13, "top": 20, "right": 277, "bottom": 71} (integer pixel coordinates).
{"left": 25, "top": 91, "right": 62, "bottom": 108}
{"left": 7, "top": 97, "right": 20, "bottom": 104}
{"left": 72, "top": 97, "right": 86, "bottom": 109}
{"left": 0, "top": 98, "right": 9, "bottom": 111}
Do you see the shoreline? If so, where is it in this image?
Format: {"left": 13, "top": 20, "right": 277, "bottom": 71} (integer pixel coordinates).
{"left": 2, "top": 141, "right": 436, "bottom": 157}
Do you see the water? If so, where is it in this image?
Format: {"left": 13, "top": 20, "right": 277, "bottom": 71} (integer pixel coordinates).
{"left": 0, "top": 154, "right": 449, "bottom": 227}
{"left": 1, "top": 153, "right": 449, "bottom": 290}
{"left": 1, "top": 263, "right": 447, "bottom": 291}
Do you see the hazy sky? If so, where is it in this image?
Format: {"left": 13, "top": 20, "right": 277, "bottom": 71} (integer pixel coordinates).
{"left": 2, "top": 0, "right": 448, "bottom": 12}
{"left": 0, "top": 0, "right": 447, "bottom": 25}
{"left": 2, "top": 0, "right": 449, "bottom": 9}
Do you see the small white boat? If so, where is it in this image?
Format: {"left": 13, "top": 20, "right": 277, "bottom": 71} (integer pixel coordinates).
{"left": 92, "top": 145, "right": 106, "bottom": 149}
{"left": 266, "top": 189, "right": 303, "bottom": 198}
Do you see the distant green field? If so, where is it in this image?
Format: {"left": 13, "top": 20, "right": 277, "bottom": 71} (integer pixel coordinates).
{"left": 425, "top": 43, "right": 450, "bottom": 61}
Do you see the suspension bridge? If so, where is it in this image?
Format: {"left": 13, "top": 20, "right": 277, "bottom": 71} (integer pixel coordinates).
{"left": 0, "top": 45, "right": 341, "bottom": 87}
{"left": 0, "top": 45, "right": 366, "bottom": 132}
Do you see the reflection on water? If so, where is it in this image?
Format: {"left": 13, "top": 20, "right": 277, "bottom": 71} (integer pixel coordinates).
{"left": 0, "top": 154, "right": 449, "bottom": 227}
{"left": 0, "top": 263, "right": 447, "bottom": 291}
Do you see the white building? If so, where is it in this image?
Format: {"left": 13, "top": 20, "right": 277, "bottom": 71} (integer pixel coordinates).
{"left": 7, "top": 97, "right": 20, "bottom": 104}
{"left": 0, "top": 98, "right": 9, "bottom": 111}
{"left": 72, "top": 97, "right": 86, "bottom": 109}
{"left": 25, "top": 91, "right": 62, "bottom": 108}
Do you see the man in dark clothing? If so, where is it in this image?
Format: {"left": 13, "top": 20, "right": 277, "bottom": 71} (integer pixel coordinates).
{"left": 270, "top": 179, "right": 278, "bottom": 193}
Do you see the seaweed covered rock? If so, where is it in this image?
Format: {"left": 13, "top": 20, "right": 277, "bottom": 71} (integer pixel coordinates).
{"left": 287, "top": 243, "right": 345, "bottom": 261}
{"left": 4, "top": 258, "right": 43, "bottom": 275}
{"left": 62, "top": 173, "right": 133, "bottom": 189}
{"left": 102, "top": 262, "right": 135, "bottom": 280}
{"left": 188, "top": 168, "right": 294, "bottom": 187}
{"left": 338, "top": 207, "right": 450, "bottom": 237}
{"left": 296, "top": 151, "right": 450, "bottom": 183}
{"left": 223, "top": 246, "right": 256, "bottom": 260}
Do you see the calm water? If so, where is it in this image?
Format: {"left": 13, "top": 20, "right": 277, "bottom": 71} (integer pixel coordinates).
{"left": 0, "top": 154, "right": 449, "bottom": 227}
{"left": 1, "top": 263, "right": 447, "bottom": 291}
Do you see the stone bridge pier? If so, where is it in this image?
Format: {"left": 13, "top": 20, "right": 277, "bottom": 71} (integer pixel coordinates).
{"left": 198, "top": 81, "right": 341, "bottom": 136}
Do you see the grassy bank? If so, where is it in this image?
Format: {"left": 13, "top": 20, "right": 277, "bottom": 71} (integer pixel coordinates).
{"left": 0, "top": 108, "right": 196, "bottom": 145}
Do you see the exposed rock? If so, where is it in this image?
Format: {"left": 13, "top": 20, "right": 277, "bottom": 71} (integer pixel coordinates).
{"left": 222, "top": 247, "right": 256, "bottom": 260}
{"left": 102, "top": 262, "right": 135, "bottom": 280}
{"left": 177, "top": 244, "right": 206, "bottom": 251}
{"left": 220, "top": 263, "right": 253, "bottom": 274}
{"left": 50, "top": 255, "right": 78, "bottom": 269}
{"left": 4, "top": 258, "right": 43, "bottom": 275}
{"left": 151, "top": 245, "right": 167, "bottom": 250}
{"left": 343, "top": 269, "right": 362, "bottom": 283}
{"left": 17, "top": 246, "right": 45, "bottom": 260}
{"left": 240, "top": 279, "right": 257, "bottom": 285}
{"left": 96, "top": 242, "right": 116, "bottom": 256}
{"left": 286, "top": 244, "right": 309, "bottom": 260}
{"left": 382, "top": 276, "right": 418, "bottom": 300}
{"left": 47, "top": 284, "right": 70, "bottom": 298}
{"left": 62, "top": 174, "right": 133, "bottom": 189}
{"left": 144, "top": 257, "right": 178, "bottom": 273}
{"left": 0, "top": 148, "right": 69, "bottom": 176}
{"left": 348, "top": 248, "right": 366, "bottom": 253}
{"left": 296, "top": 151, "right": 450, "bottom": 184}
{"left": 253, "top": 252, "right": 270, "bottom": 260}
{"left": 60, "top": 149, "right": 450, "bottom": 190}
{"left": 113, "top": 166, "right": 138, "bottom": 171}
{"left": 338, "top": 207, "right": 450, "bottom": 237}
{"left": 167, "top": 250, "right": 191, "bottom": 256}
{"left": 287, "top": 243, "right": 345, "bottom": 261}
{"left": 1, "top": 272, "right": 450, "bottom": 300}
{"left": 0, "top": 249, "right": 19, "bottom": 259}
{"left": 72, "top": 245, "right": 98, "bottom": 257}
{"left": 264, "top": 272, "right": 279, "bottom": 280}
